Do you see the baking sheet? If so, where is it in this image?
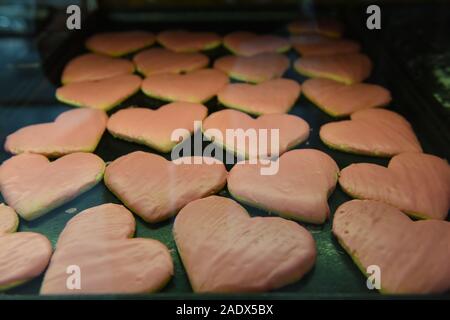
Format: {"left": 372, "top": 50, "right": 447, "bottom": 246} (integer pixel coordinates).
{"left": 0, "top": 15, "right": 448, "bottom": 299}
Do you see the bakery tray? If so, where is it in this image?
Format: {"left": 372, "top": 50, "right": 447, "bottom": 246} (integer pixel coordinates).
{"left": 0, "top": 11, "right": 449, "bottom": 299}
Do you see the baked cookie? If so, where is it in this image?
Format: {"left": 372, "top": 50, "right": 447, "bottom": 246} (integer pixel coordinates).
{"left": 339, "top": 152, "right": 450, "bottom": 220}
{"left": 157, "top": 30, "right": 221, "bottom": 52}
{"left": 214, "top": 53, "right": 290, "bottom": 83}
{"left": 41, "top": 203, "right": 173, "bottom": 294}
{"left": 0, "top": 232, "right": 52, "bottom": 291}
{"left": 5, "top": 109, "right": 107, "bottom": 157}
{"left": 320, "top": 109, "right": 422, "bottom": 156}
{"left": 333, "top": 199, "right": 450, "bottom": 294}
{"left": 0, "top": 204, "right": 19, "bottom": 235}
{"left": 223, "top": 31, "right": 290, "bottom": 56}
{"left": 217, "top": 78, "right": 301, "bottom": 115}
{"left": 56, "top": 74, "right": 141, "bottom": 111}
{"left": 141, "top": 69, "right": 228, "bottom": 103}
{"left": 85, "top": 31, "right": 155, "bottom": 56}
{"left": 0, "top": 153, "right": 105, "bottom": 220}
{"left": 107, "top": 102, "right": 207, "bottom": 152}
{"left": 133, "top": 48, "right": 209, "bottom": 76}
{"left": 291, "top": 35, "right": 360, "bottom": 57}
{"left": 302, "top": 78, "right": 391, "bottom": 117}
{"left": 104, "top": 151, "right": 227, "bottom": 223}
{"left": 294, "top": 53, "right": 372, "bottom": 84}
{"left": 61, "top": 53, "right": 134, "bottom": 84}
{"left": 228, "top": 149, "right": 339, "bottom": 224}
{"left": 203, "top": 109, "right": 310, "bottom": 159}
{"left": 174, "top": 196, "right": 316, "bottom": 293}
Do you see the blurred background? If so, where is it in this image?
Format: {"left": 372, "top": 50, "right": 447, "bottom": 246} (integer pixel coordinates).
{"left": 0, "top": 0, "right": 448, "bottom": 154}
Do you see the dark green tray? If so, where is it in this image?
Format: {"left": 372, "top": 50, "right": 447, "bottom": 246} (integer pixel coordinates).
{"left": 0, "top": 13, "right": 448, "bottom": 299}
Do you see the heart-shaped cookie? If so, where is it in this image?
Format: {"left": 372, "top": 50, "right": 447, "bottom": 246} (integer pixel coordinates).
{"left": 217, "top": 78, "right": 301, "bottom": 115}
{"left": 333, "top": 199, "right": 450, "bottom": 294}
{"left": 5, "top": 109, "right": 108, "bottom": 157}
{"left": 320, "top": 109, "right": 422, "bottom": 156}
{"left": 107, "top": 102, "right": 207, "bottom": 152}
{"left": 290, "top": 35, "right": 360, "bottom": 57}
{"left": 302, "top": 78, "right": 391, "bottom": 117}
{"left": 157, "top": 30, "right": 221, "bottom": 52}
{"left": 223, "top": 31, "right": 291, "bottom": 56}
{"left": 294, "top": 53, "right": 372, "bottom": 85}
{"left": 85, "top": 31, "right": 155, "bottom": 57}
{"left": 41, "top": 203, "right": 173, "bottom": 294}
{"left": 141, "top": 69, "right": 228, "bottom": 103}
{"left": 174, "top": 195, "right": 316, "bottom": 293}
{"left": 61, "top": 53, "right": 134, "bottom": 84}
{"left": 214, "top": 53, "right": 290, "bottom": 83}
{"left": 56, "top": 74, "right": 142, "bottom": 111}
{"left": 287, "top": 19, "right": 343, "bottom": 38}
{"left": 0, "top": 153, "right": 105, "bottom": 220}
{"left": 339, "top": 152, "right": 450, "bottom": 220}
{"left": 0, "top": 232, "right": 52, "bottom": 291}
{"left": 0, "top": 204, "right": 18, "bottom": 235}
{"left": 228, "top": 149, "right": 339, "bottom": 224}
{"left": 133, "top": 48, "right": 209, "bottom": 76}
{"left": 104, "top": 151, "right": 227, "bottom": 223}
{"left": 203, "top": 109, "right": 310, "bottom": 159}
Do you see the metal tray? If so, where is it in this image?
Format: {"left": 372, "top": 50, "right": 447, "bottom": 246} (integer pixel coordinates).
{"left": 0, "top": 12, "right": 448, "bottom": 299}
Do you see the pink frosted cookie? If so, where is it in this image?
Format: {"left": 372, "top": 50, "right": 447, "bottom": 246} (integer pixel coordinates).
{"left": 56, "top": 74, "right": 141, "bottom": 111}
{"left": 5, "top": 109, "right": 107, "bottom": 157}
{"left": 223, "top": 31, "right": 290, "bottom": 56}
{"left": 320, "top": 109, "right": 422, "bottom": 157}
{"left": 133, "top": 48, "right": 209, "bottom": 76}
{"left": 107, "top": 102, "right": 207, "bottom": 152}
{"left": 0, "top": 204, "right": 19, "bottom": 235}
{"left": 214, "top": 53, "right": 290, "bottom": 83}
{"left": 287, "top": 19, "right": 343, "bottom": 38}
{"left": 228, "top": 149, "right": 339, "bottom": 224}
{"left": 302, "top": 78, "right": 391, "bottom": 117}
{"left": 85, "top": 31, "right": 155, "bottom": 56}
{"left": 0, "top": 153, "right": 105, "bottom": 220}
{"left": 141, "top": 69, "right": 228, "bottom": 103}
{"left": 203, "top": 109, "right": 309, "bottom": 159}
{"left": 290, "top": 35, "right": 360, "bottom": 57}
{"left": 294, "top": 53, "right": 372, "bottom": 85}
{"left": 104, "top": 151, "right": 227, "bottom": 223}
{"left": 174, "top": 196, "right": 316, "bottom": 293}
{"left": 0, "top": 232, "right": 52, "bottom": 291}
{"left": 61, "top": 53, "right": 134, "bottom": 84}
{"left": 218, "top": 78, "right": 301, "bottom": 115}
{"left": 339, "top": 152, "right": 450, "bottom": 220}
{"left": 157, "top": 30, "right": 221, "bottom": 52}
{"left": 41, "top": 203, "right": 173, "bottom": 294}
{"left": 333, "top": 200, "right": 450, "bottom": 294}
